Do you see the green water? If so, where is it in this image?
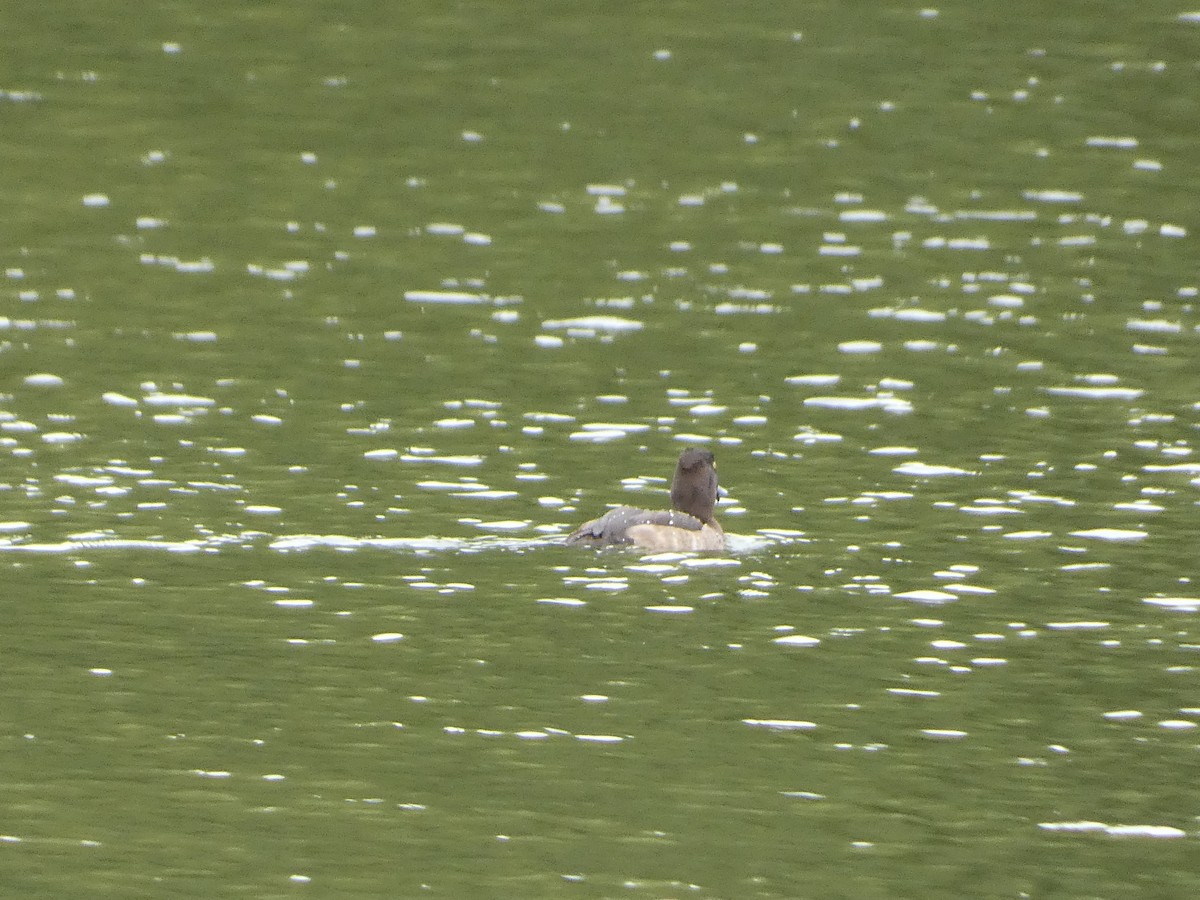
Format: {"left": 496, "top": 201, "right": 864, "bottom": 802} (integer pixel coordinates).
{"left": 2, "top": 1, "right": 1199, "bottom": 897}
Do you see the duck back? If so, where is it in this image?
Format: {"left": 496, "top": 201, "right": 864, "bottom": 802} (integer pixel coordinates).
{"left": 564, "top": 506, "right": 705, "bottom": 546}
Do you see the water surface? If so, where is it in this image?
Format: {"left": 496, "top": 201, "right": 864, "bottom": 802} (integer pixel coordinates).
{"left": 3, "top": 2, "right": 1199, "bottom": 896}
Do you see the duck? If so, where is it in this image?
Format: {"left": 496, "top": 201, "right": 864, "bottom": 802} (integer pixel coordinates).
{"left": 564, "top": 447, "right": 726, "bottom": 551}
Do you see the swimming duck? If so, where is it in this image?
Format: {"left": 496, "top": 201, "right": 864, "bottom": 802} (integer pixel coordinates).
{"left": 564, "top": 447, "right": 726, "bottom": 551}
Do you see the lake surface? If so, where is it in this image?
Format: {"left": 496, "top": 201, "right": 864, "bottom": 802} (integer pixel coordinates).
{"left": 3, "top": 2, "right": 1199, "bottom": 896}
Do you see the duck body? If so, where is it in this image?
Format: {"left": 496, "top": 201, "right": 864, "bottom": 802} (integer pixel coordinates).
{"left": 565, "top": 448, "right": 726, "bottom": 551}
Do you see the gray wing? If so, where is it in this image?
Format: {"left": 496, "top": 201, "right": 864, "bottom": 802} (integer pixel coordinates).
{"left": 565, "top": 506, "right": 703, "bottom": 545}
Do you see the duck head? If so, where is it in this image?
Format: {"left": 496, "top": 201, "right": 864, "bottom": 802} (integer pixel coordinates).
{"left": 669, "top": 447, "right": 719, "bottom": 525}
